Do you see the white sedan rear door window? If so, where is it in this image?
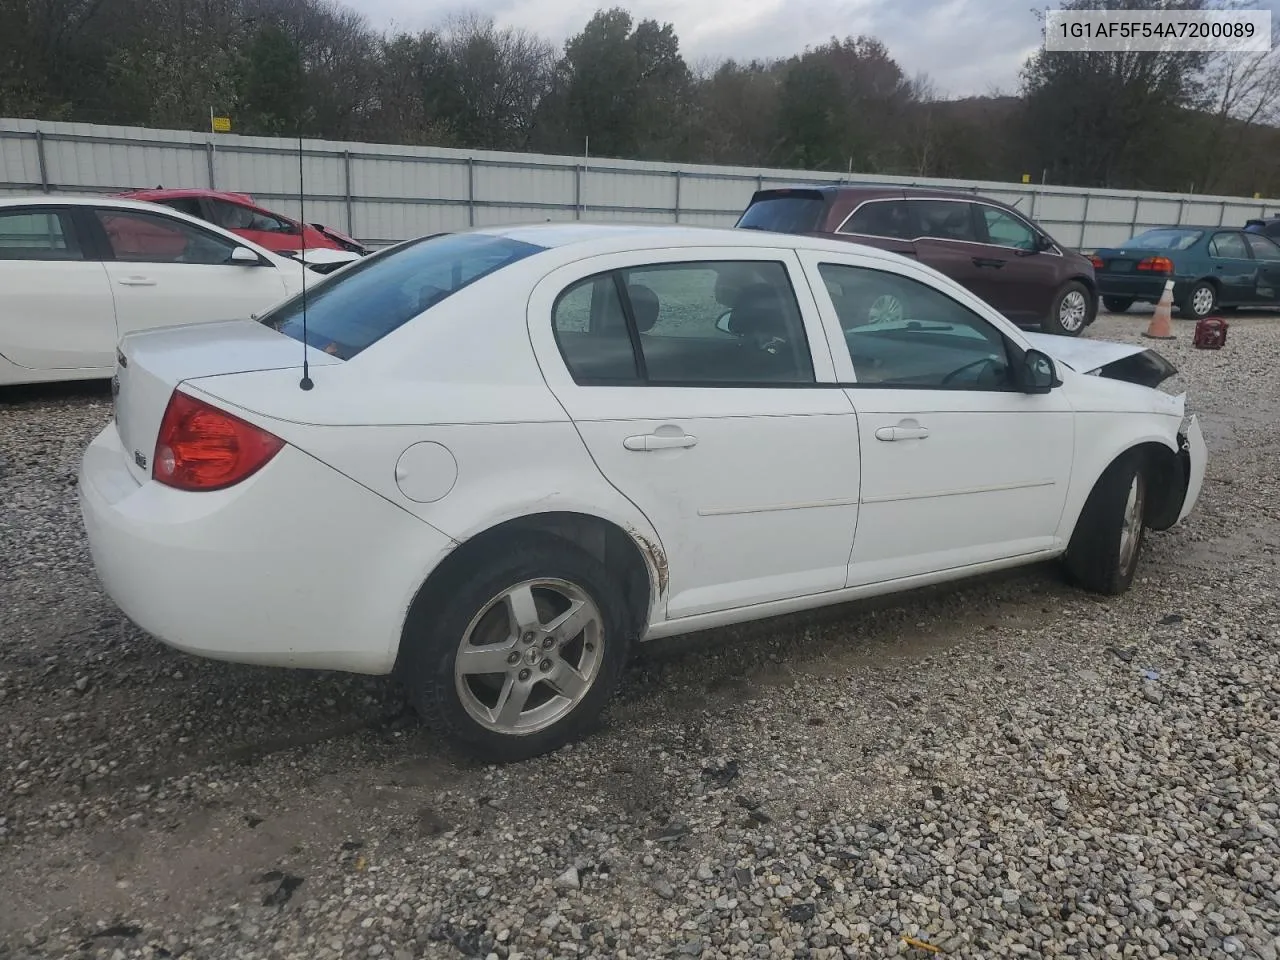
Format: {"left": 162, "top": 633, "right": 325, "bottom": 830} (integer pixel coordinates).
{"left": 0, "top": 210, "right": 83, "bottom": 261}
{"left": 552, "top": 260, "right": 815, "bottom": 385}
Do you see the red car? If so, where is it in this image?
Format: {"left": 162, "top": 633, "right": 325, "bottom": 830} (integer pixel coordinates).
{"left": 737, "top": 186, "right": 1099, "bottom": 336}
{"left": 117, "top": 188, "right": 369, "bottom": 262}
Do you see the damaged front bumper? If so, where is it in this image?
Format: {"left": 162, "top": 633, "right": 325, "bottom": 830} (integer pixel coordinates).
{"left": 1022, "top": 332, "right": 1180, "bottom": 389}
{"left": 1177, "top": 413, "right": 1207, "bottom": 523}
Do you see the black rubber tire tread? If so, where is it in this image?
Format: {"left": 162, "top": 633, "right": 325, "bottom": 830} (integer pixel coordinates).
{"left": 400, "top": 532, "right": 631, "bottom": 763}
{"left": 1179, "top": 281, "right": 1216, "bottom": 319}
{"left": 1102, "top": 296, "right": 1134, "bottom": 313}
{"left": 1043, "top": 280, "right": 1094, "bottom": 336}
{"left": 1064, "top": 450, "right": 1147, "bottom": 596}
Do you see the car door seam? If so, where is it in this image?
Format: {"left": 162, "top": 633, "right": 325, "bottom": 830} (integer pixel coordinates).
{"left": 787, "top": 248, "right": 843, "bottom": 383}
{"left": 520, "top": 275, "right": 672, "bottom": 604}
{"left": 792, "top": 251, "right": 866, "bottom": 584}
{"left": 571, "top": 411, "right": 852, "bottom": 424}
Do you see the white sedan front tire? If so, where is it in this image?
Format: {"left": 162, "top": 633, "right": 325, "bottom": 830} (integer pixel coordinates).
{"left": 1064, "top": 451, "right": 1148, "bottom": 595}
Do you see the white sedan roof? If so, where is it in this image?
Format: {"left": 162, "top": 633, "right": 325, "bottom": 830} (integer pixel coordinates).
{"left": 472, "top": 220, "right": 888, "bottom": 260}
{"left": 0, "top": 194, "right": 181, "bottom": 212}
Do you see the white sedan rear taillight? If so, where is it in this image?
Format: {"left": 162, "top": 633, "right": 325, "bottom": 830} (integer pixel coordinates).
{"left": 153, "top": 390, "right": 284, "bottom": 492}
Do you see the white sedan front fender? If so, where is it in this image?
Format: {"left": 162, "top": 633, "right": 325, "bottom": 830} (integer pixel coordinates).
{"left": 1055, "top": 407, "right": 1184, "bottom": 545}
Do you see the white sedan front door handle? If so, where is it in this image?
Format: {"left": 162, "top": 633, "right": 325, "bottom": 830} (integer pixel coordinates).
{"left": 623, "top": 433, "right": 698, "bottom": 452}
{"left": 875, "top": 424, "right": 929, "bottom": 442}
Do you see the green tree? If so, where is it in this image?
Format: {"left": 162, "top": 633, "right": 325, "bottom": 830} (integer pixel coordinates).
{"left": 691, "top": 60, "right": 783, "bottom": 165}
{"left": 235, "top": 22, "right": 306, "bottom": 134}
{"left": 365, "top": 31, "right": 457, "bottom": 145}
{"left": 537, "top": 7, "right": 693, "bottom": 160}
{"left": 0, "top": 0, "right": 119, "bottom": 120}
{"left": 774, "top": 37, "right": 921, "bottom": 173}
{"left": 776, "top": 54, "right": 844, "bottom": 169}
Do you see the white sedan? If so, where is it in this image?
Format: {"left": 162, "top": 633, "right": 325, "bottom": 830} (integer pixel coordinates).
{"left": 78, "top": 224, "right": 1206, "bottom": 762}
{"left": 0, "top": 195, "right": 307, "bottom": 387}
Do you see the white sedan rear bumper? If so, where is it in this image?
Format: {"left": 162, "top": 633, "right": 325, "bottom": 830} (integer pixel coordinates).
{"left": 78, "top": 421, "right": 456, "bottom": 674}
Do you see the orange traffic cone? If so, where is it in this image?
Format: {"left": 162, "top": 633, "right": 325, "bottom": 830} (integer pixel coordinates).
{"left": 1143, "top": 280, "right": 1176, "bottom": 340}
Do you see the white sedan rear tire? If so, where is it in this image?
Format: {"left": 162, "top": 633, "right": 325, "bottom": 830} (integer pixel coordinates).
{"left": 400, "top": 534, "right": 631, "bottom": 762}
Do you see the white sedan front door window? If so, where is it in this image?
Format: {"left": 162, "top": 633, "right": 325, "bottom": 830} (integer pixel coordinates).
{"left": 799, "top": 254, "right": 1076, "bottom": 585}
{"left": 93, "top": 208, "right": 290, "bottom": 336}
{"left": 530, "top": 249, "right": 862, "bottom": 621}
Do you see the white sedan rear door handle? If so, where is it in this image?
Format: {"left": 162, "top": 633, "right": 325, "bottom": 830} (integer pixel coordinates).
{"left": 875, "top": 425, "right": 929, "bottom": 441}
{"left": 117, "top": 277, "right": 157, "bottom": 286}
{"left": 624, "top": 433, "right": 698, "bottom": 452}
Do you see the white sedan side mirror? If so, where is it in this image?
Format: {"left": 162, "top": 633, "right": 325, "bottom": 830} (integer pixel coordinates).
{"left": 1021, "top": 348, "right": 1059, "bottom": 394}
{"left": 230, "top": 246, "right": 262, "bottom": 265}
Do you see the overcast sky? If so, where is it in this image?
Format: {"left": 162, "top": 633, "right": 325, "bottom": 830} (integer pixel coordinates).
{"left": 356, "top": 0, "right": 1038, "bottom": 97}
{"left": 356, "top": 0, "right": 1280, "bottom": 97}
{"left": 350, "top": 0, "right": 1040, "bottom": 97}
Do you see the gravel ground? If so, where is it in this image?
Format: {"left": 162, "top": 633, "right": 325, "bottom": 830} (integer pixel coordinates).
{"left": 2, "top": 311, "right": 1278, "bottom": 960}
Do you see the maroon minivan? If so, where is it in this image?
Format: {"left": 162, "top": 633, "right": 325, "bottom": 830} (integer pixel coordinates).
{"left": 736, "top": 186, "right": 1099, "bottom": 336}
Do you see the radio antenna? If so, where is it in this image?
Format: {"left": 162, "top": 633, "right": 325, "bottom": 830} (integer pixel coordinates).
{"left": 297, "top": 129, "right": 313, "bottom": 391}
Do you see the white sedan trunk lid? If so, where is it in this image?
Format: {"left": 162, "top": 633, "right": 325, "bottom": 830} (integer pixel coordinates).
{"left": 112, "top": 319, "right": 341, "bottom": 486}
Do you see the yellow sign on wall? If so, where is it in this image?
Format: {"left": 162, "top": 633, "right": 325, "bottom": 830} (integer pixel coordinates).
{"left": 1021, "top": 173, "right": 1031, "bottom": 184}
{"left": 211, "top": 116, "right": 231, "bottom": 133}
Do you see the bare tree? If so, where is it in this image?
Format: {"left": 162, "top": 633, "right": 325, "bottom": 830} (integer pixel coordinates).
{"left": 439, "top": 13, "right": 557, "bottom": 150}
{"left": 364, "top": 30, "right": 455, "bottom": 145}
{"left": 905, "top": 72, "right": 939, "bottom": 176}
{"left": 1195, "top": 23, "right": 1280, "bottom": 191}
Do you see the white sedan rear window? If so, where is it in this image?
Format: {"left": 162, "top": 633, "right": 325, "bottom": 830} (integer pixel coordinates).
{"left": 261, "top": 232, "right": 544, "bottom": 359}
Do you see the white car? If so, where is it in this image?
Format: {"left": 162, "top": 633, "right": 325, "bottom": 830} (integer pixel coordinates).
{"left": 0, "top": 195, "right": 308, "bottom": 387}
{"left": 78, "top": 224, "right": 1207, "bottom": 762}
